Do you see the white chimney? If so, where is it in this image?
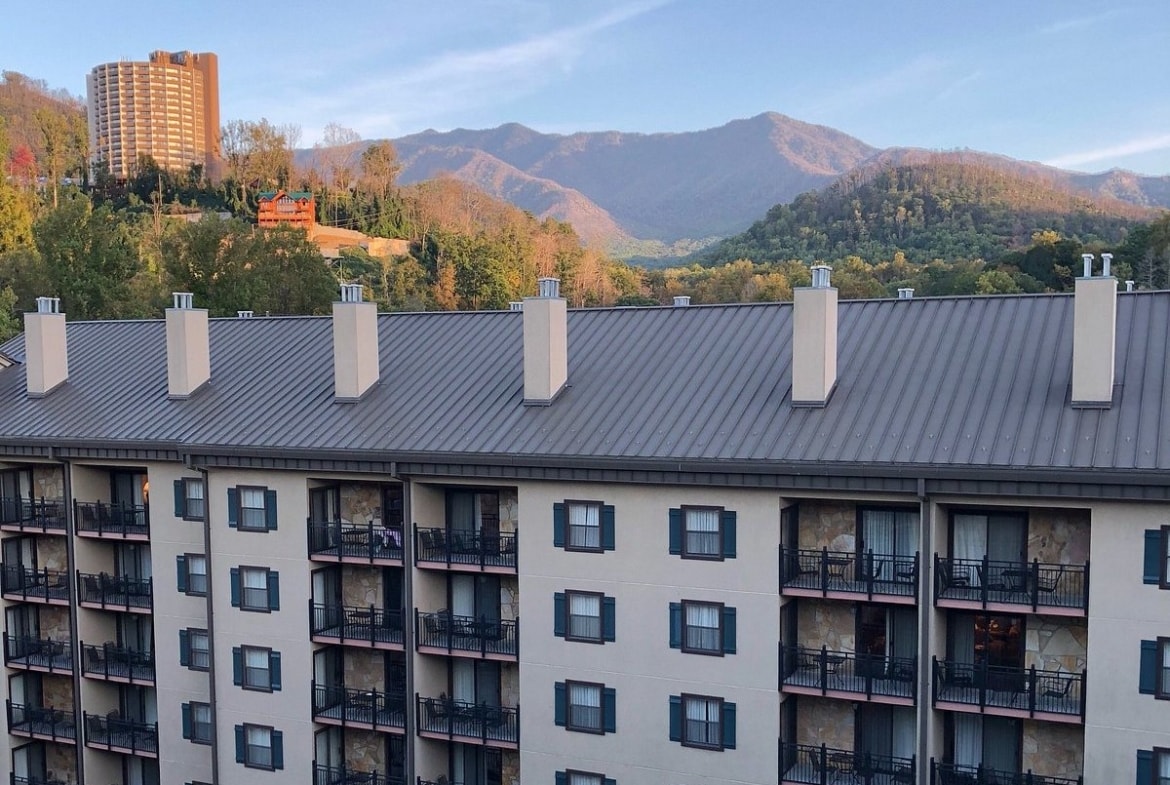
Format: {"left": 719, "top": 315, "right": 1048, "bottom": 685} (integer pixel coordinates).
{"left": 1071, "top": 253, "right": 1117, "bottom": 406}
{"left": 792, "top": 265, "right": 837, "bottom": 407}
{"left": 165, "top": 292, "right": 210, "bottom": 399}
{"left": 24, "top": 297, "right": 68, "bottom": 397}
{"left": 673, "top": 295, "right": 691, "bottom": 307}
{"left": 332, "top": 283, "right": 380, "bottom": 402}
{"left": 523, "top": 277, "right": 567, "bottom": 404}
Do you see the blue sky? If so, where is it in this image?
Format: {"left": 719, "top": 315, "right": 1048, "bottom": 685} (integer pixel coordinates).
{"left": 4, "top": 0, "right": 1168, "bottom": 174}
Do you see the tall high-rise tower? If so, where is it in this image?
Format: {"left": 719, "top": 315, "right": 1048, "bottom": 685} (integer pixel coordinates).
{"left": 86, "top": 50, "right": 220, "bottom": 180}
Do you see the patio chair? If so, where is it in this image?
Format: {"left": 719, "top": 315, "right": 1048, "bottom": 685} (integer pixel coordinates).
{"left": 1036, "top": 564, "right": 1065, "bottom": 594}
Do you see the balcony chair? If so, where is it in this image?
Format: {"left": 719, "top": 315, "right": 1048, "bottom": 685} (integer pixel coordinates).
{"left": 938, "top": 562, "right": 971, "bottom": 591}
{"left": 1040, "top": 675, "right": 1074, "bottom": 706}
{"left": 1035, "top": 564, "right": 1065, "bottom": 594}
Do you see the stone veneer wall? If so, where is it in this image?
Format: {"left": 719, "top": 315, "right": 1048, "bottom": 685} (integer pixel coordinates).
{"left": 340, "top": 483, "right": 383, "bottom": 526}
{"left": 1022, "top": 721, "right": 1083, "bottom": 780}
{"left": 343, "top": 650, "right": 386, "bottom": 692}
{"left": 498, "top": 489, "right": 518, "bottom": 534}
{"left": 500, "top": 662, "right": 520, "bottom": 707}
{"left": 1024, "top": 616, "right": 1087, "bottom": 673}
{"left": 38, "top": 535, "right": 67, "bottom": 571}
{"left": 41, "top": 674, "right": 73, "bottom": 709}
{"left": 499, "top": 578, "right": 519, "bottom": 622}
{"left": 33, "top": 466, "right": 64, "bottom": 500}
{"left": 342, "top": 567, "right": 383, "bottom": 607}
{"left": 345, "top": 728, "right": 386, "bottom": 772}
{"left": 500, "top": 750, "right": 520, "bottom": 785}
{"left": 797, "top": 600, "right": 855, "bottom": 652}
{"left": 39, "top": 605, "right": 71, "bottom": 640}
{"left": 795, "top": 696, "right": 854, "bottom": 748}
{"left": 799, "top": 502, "right": 856, "bottom": 551}
{"left": 1027, "top": 509, "right": 1090, "bottom": 565}
{"left": 45, "top": 746, "right": 76, "bottom": 784}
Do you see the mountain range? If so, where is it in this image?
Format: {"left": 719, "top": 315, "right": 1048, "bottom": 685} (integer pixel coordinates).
{"left": 386, "top": 112, "right": 1170, "bottom": 258}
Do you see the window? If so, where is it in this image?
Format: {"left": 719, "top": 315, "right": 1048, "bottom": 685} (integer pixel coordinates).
{"left": 553, "top": 501, "right": 615, "bottom": 552}
{"left": 554, "top": 681, "right": 616, "bottom": 734}
{"left": 173, "top": 478, "right": 205, "bottom": 520}
{"left": 235, "top": 723, "right": 283, "bottom": 770}
{"left": 1158, "top": 748, "right": 1170, "bottom": 785}
{"left": 180, "top": 628, "right": 209, "bottom": 671}
{"left": 1160, "top": 639, "right": 1170, "bottom": 700}
{"left": 669, "top": 507, "right": 736, "bottom": 560}
{"left": 176, "top": 554, "right": 207, "bottom": 596}
{"left": 228, "top": 486, "right": 277, "bottom": 532}
{"left": 669, "top": 601, "right": 735, "bottom": 655}
{"left": 554, "top": 591, "right": 615, "bottom": 642}
{"left": 231, "top": 566, "right": 279, "bottom": 612}
{"left": 233, "top": 645, "right": 281, "bottom": 692}
{"left": 669, "top": 694, "right": 736, "bottom": 750}
{"left": 181, "top": 701, "right": 211, "bottom": 744}
{"left": 555, "top": 771, "right": 615, "bottom": 785}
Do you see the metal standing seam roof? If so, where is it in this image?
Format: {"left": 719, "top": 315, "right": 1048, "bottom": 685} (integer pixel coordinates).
{"left": 0, "top": 292, "right": 1167, "bottom": 475}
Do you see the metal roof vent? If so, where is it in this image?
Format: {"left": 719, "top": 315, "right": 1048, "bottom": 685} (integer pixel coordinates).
{"left": 810, "top": 264, "right": 832, "bottom": 289}
{"left": 340, "top": 282, "right": 364, "bottom": 303}
{"left": 237, "top": 310, "right": 253, "bottom": 319}
{"left": 1071, "top": 253, "right": 1117, "bottom": 407}
{"left": 172, "top": 292, "right": 194, "bottom": 309}
{"left": 673, "top": 295, "right": 691, "bottom": 307}
{"left": 509, "top": 302, "right": 523, "bottom": 312}
{"left": 35, "top": 296, "right": 61, "bottom": 314}
{"left": 537, "top": 277, "right": 560, "bottom": 298}
{"left": 897, "top": 288, "right": 914, "bottom": 300}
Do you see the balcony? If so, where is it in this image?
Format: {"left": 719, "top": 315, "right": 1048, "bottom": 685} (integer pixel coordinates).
{"left": 74, "top": 501, "right": 150, "bottom": 540}
{"left": 313, "top": 765, "right": 403, "bottom": 785}
{"left": 80, "top": 643, "right": 155, "bottom": 684}
{"left": 781, "top": 742, "right": 915, "bottom": 785}
{"left": 310, "top": 602, "right": 404, "bottom": 650}
{"left": 83, "top": 712, "right": 158, "bottom": 756}
{"left": 415, "top": 527, "right": 517, "bottom": 573}
{"left": 77, "top": 572, "right": 152, "bottom": 613}
{"left": 6, "top": 701, "right": 76, "bottom": 743}
{"left": 930, "top": 761, "right": 1083, "bottom": 785}
{"left": 1, "top": 567, "right": 70, "bottom": 605}
{"left": 415, "top": 611, "right": 518, "bottom": 661}
{"left": 308, "top": 520, "right": 404, "bottom": 565}
{"left": 415, "top": 695, "right": 519, "bottom": 749}
{"left": 312, "top": 683, "right": 407, "bottom": 733}
{"left": 12, "top": 776, "right": 73, "bottom": 785}
{"left": 933, "top": 557, "right": 1088, "bottom": 616}
{"left": 780, "top": 646, "right": 916, "bottom": 705}
{"left": 0, "top": 497, "right": 66, "bottom": 534}
{"left": 780, "top": 547, "right": 918, "bottom": 604}
{"left": 931, "top": 659, "right": 1084, "bottom": 722}
{"left": 3, "top": 635, "right": 72, "bottom": 673}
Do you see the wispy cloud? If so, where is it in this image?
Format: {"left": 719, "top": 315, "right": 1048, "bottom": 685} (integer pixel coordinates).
{"left": 795, "top": 54, "right": 953, "bottom": 120}
{"left": 1042, "top": 132, "right": 1170, "bottom": 169}
{"left": 935, "top": 70, "right": 983, "bottom": 101}
{"left": 1037, "top": 9, "right": 1125, "bottom": 35}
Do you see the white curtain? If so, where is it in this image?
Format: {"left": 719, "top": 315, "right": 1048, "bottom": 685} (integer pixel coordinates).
{"left": 891, "top": 707, "right": 916, "bottom": 760}
{"left": 451, "top": 493, "right": 475, "bottom": 534}
{"left": 452, "top": 659, "right": 475, "bottom": 703}
{"left": 953, "top": 514, "right": 987, "bottom": 586}
{"left": 569, "top": 503, "right": 600, "bottom": 548}
{"left": 685, "top": 603, "right": 720, "bottom": 651}
{"left": 951, "top": 618, "right": 975, "bottom": 665}
{"left": 686, "top": 509, "right": 720, "bottom": 555}
{"left": 569, "top": 774, "right": 602, "bottom": 785}
{"left": 863, "top": 510, "right": 896, "bottom": 556}
{"left": 1162, "top": 643, "right": 1170, "bottom": 695}
{"left": 569, "top": 593, "right": 600, "bottom": 639}
{"left": 1159, "top": 751, "right": 1170, "bottom": 783}
{"left": 451, "top": 576, "right": 475, "bottom": 617}
{"left": 894, "top": 511, "right": 919, "bottom": 557}
{"left": 686, "top": 697, "right": 719, "bottom": 745}
{"left": 569, "top": 683, "right": 600, "bottom": 728}
{"left": 952, "top": 713, "right": 982, "bottom": 767}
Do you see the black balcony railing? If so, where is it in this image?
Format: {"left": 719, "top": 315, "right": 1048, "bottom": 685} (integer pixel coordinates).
{"left": 781, "top": 742, "right": 915, "bottom": 785}
{"left": 415, "top": 694, "right": 519, "bottom": 745}
{"left": 415, "top": 526, "right": 517, "bottom": 571}
{"left": 308, "top": 519, "right": 405, "bottom": 562}
{"left": 313, "top": 764, "right": 404, "bottom": 785}
{"left": 1, "top": 566, "right": 70, "bottom": 602}
{"left": 74, "top": 501, "right": 150, "bottom": 538}
{"left": 930, "top": 760, "right": 1083, "bottom": 785}
{"left": 0, "top": 496, "right": 67, "bottom": 532}
{"left": 6, "top": 701, "right": 76, "bottom": 741}
{"left": 12, "top": 775, "right": 72, "bottom": 785}
{"left": 83, "top": 712, "right": 158, "bottom": 755}
{"left": 932, "top": 658, "right": 1085, "bottom": 719}
{"left": 780, "top": 547, "right": 919, "bottom": 598}
{"left": 933, "top": 556, "right": 1088, "bottom": 613}
{"left": 415, "top": 611, "right": 519, "bottom": 658}
{"left": 3, "top": 635, "right": 72, "bottom": 672}
{"left": 312, "top": 682, "right": 407, "bottom": 731}
{"left": 780, "top": 645, "right": 917, "bottom": 701}
{"left": 77, "top": 572, "right": 152, "bottom": 611}
{"left": 80, "top": 642, "right": 155, "bottom": 684}
{"left": 310, "top": 602, "right": 404, "bottom": 647}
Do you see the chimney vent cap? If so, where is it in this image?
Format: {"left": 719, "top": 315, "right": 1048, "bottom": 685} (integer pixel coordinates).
{"left": 673, "top": 295, "right": 691, "bottom": 307}
{"left": 171, "top": 292, "right": 194, "bottom": 309}
{"left": 537, "top": 277, "right": 560, "bottom": 299}
{"left": 35, "top": 296, "right": 60, "bottom": 315}
{"left": 508, "top": 301, "right": 523, "bottom": 311}
{"left": 237, "top": 310, "right": 253, "bottom": 319}
{"left": 1101, "top": 252, "right": 1113, "bottom": 277}
{"left": 897, "top": 288, "right": 914, "bottom": 300}
{"left": 1126, "top": 280, "right": 1136, "bottom": 292}
{"left": 810, "top": 265, "right": 832, "bottom": 289}
{"left": 339, "top": 283, "right": 364, "bottom": 303}
{"left": 1081, "top": 253, "right": 1095, "bottom": 278}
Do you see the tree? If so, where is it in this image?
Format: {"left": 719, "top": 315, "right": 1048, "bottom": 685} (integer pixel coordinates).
{"left": 315, "top": 123, "right": 363, "bottom": 226}
{"left": 357, "top": 140, "right": 400, "bottom": 203}
{"left": 220, "top": 119, "right": 297, "bottom": 208}
{"left": 35, "top": 107, "right": 70, "bottom": 208}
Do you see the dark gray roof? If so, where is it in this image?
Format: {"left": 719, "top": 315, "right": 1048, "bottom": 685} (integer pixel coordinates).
{"left": 0, "top": 292, "right": 1167, "bottom": 477}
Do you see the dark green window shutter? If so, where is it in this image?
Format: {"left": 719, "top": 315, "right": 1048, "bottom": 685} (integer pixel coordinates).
{"left": 1144, "top": 530, "right": 1162, "bottom": 584}
{"left": 722, "top": 606, "right": 737, "bottom": 654}
{"left": 601, "top": 504, "right": 616, "bottom": 550}
{"left": 178, "top": 629, "right": 190, "bottom": 666}
{"left": 227, "top": 488, "right": 238, "bottom": 527}
{"left": 265, "top": 490, "right": 278, "bottom": 530}
{"left": 668, "top": 509, "right": 682, "bottom": 554}
{"left": 555, "top": 773, "right": 567, "bottom": 785}
{"left": 176, "top": 555, "right": 187, "bottom": 593}
{"left": 669, "top": 603, "right": 682, "bottom": 648}
{"left": 1140, "top": 640, "right": 1158, "bottom": 694}
{"left": 721, "top": 701, "right": 736, "bottom": 749}
{"left": 181, "top": 702, "right": 192, "bottom": 739}
{"left": 721, "top": 511, "right": 737, "bottom": 558}
{"left": 554, "top": 681, "right": 566, "bottom": 726}
{"left": 270, "top": 651, "right": 282, "bottom": 690}
{"left": 174, "top": 480, "right": 186, "bottom": 517}
{"left": 553, "top": 592, "right": 566, "bottom": 637}
{"left": 603, "top": 687, "right": 617, "bottom": 732}
{"left": 232, "top": 647, "right": 243, "bottom": 686}
{"left": 602, "top": 596, "right": 616, "bottom": 642}
{"left": 271, "top": 729, "right": 284, "bottom": 769}
{"left": 267, "top": 571, "right": 280, "bottom": 610}
{"left": 1137, "top": 750, "right": 1153, "bottom": 785}
{"left": 668, "top": 695, "right": 682, "bottom": 741}
{"left": 553, "top": 502, "right": 566, "bottom": 548}
{"left": 229, "top": 568, "right": 240, "bottom": 607}
{"left": 234, "top": 724, "right": 245, "bottom": 763}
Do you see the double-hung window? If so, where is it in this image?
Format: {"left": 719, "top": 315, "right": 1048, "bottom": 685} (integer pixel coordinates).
{"left": 1163, "top": 527, "right": 1170, "bottom": 589}
{"left": 180, "top": 628, "right": 209, "bottom": 670}
{"left": 684, "top": 601, "right": 721, "bottom": 653}
{"left": 231, "top": 566, "right": 279, "bottom": 612}
{"left": 554, "top": 591, "right": 616, "bottom": 642}
{"left": 176, "top": 554, "right": 207, "bottom": 596}
{"left": 239, "top": 723, "right": 276, "bottom": 769}
{"left": 669, "top": 693, "right": 736, "bottom": 750}
{"left": 568, "top": 502, "right": 601, "bottom": 550}
{"left": 1140, "top": 638, "right": 1170, "bottom": 699}
{"left": 1158, "top": 748, "right": 1170, "bottom": 785}
{"left": 181, "top": 701, "right": 212, "bottom": 744}
{"left": 234, "top": 645, "right": 281, "bottom": 691}
{"left": 173, "top": 478, "right": 205, "bottom": 520}
{"left": 1161, "top": 639, "right": 1170, "bottom": 700}
{"left": 238, "top": 488, "right": 267, "bottom": 531}
{"left": 669, "top": 506, "right": 736, "bottom": 559}
{"left": 567, "top": 681, "right": 603, "bottom": 732}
